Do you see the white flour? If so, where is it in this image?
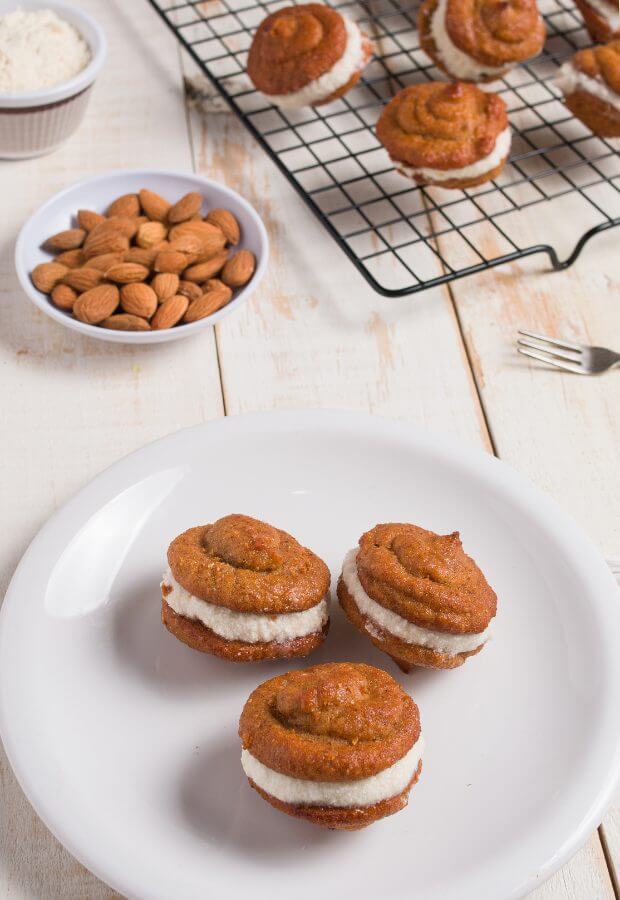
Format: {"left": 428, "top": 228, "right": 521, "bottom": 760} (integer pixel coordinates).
{"left": 0, "top": 9, "right": 91, "bottom": 93}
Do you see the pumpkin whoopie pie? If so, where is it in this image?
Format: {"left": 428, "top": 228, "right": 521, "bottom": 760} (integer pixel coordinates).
{"left": 556, "top": 39, "right": 620, "bottom": 138}
{"left": 247, "top": 3, "right": 373, "bottom": 108}
{"left": 574, "top": 0, "right": 620, "bottom": 44}
{"left": 418, "top": 0, "right": 545, "bottom": 83}
{"left": 337, "top": 523, "right": 497, "bottom": 672}
{"left": 376, "top": 81, "right": 510, "bottom": 189}
{"left": 239, "top": 662, "right": 423, "bottom": 829}
{"left": 161, "top": 514, "right": 330, "bottom": 662}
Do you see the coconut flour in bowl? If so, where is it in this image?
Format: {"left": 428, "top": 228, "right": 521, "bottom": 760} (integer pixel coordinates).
{"left": 0, "top": 8, "right": 91, "bottom": 93}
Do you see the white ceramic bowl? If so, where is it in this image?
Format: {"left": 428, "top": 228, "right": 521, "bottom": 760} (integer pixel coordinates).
{"left": 0, "top": 0, "right": 107, "bottom": 159}
{"left": 15, "top": 169, "right": 269, "bottom": 344}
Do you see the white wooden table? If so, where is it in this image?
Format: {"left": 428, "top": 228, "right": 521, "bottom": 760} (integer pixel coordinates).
{"left": 1, "top": 1, "right": 619, "bottom": 895}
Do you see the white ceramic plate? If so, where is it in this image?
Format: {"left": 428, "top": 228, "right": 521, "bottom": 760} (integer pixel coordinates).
{"left": 1, "top": 411, "right": 619, "bottom": 900}
{"left": 15, "top": 169, "right": 269, "bottom": 343}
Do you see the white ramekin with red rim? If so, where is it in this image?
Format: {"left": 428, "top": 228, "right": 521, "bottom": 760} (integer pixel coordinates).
{"left": 0, "top": 0, "right": 107, "bottom": 159}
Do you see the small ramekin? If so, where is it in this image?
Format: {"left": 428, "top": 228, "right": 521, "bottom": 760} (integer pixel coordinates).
{"left": 0, "top": 0, "right": 107, "bottom": 159}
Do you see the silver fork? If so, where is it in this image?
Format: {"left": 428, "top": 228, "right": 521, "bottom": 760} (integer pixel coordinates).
{"left": 517, "top": 329, "right": 620, "bottom": 376}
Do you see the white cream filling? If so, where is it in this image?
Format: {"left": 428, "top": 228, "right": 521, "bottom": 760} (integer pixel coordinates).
{"left": 430, "top": 0, "right": 509, "bottom": 81}
{"left": 394, "top": 125, "right": 511, "bottom": 183}
{"left": 583, "top": 0, "right": 620, "bottom": 30}
{"left": 556, "top": 60, "right": 620, "bottom": 112}
{"left": 264, "top": 17, "right": 366, "bottom": 108}
{"left": 161, "top": 569, "right": 328, "bottom": 643}
{"left": 241, "top": 736, "right": 424, "bottom": 807}
{"left": 341, "top": 549, "right": 492, "bottom": 654}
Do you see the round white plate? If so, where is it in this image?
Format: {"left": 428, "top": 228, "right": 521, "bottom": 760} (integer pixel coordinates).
{"left": 1, "top": 411, "right": 619, "bottom": 900}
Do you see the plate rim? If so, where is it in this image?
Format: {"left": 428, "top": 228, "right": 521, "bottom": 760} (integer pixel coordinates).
{"left": 1, "top": 408, "right": 619, "bottom": 900}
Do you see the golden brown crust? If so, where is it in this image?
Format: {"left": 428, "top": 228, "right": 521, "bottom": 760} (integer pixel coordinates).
{"left": 562, "top": 41, "right": 620, "bottom": 137}
{"left": 167, "top": 514, "right": 330, "bottom": 613}
{"left": 161, "top": 598, "right": 328, "bottom": 661}
{"left": 564, "top": 89, "right": 620, "bottom": 137}
{"left": 376, "top": 81, "right": 508, "bottom": 172}
{"left": 355, "top": 523, "right": 497, "bottom": 633}
{"left": 247, "top": 761, "right": 422, "bottom": 830}
{"left": 338, "top": 578, "right": 482, "bottom": 670}
{"left": 239, "top": 662, "right": 420, "bottom": 781}
{"left": 248, "top": 4, "right": 347, "bottom": 95}
{"left": 574, "top": 0, "right": 619, "bottom": 43}
{"left": 396, "top": 156, "right": 508, "bottom": 189}
{"left": 424, "top": 0, "right": 545, "bottom": 69}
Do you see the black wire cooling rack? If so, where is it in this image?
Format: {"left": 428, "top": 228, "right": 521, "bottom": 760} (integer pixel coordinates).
{"left": 147, "top": 0, "right": 620, "bottom": 296}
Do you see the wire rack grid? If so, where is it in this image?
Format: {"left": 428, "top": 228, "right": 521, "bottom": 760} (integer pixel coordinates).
{"left": 147, "top": 0, "right": 620, "bottom": 296}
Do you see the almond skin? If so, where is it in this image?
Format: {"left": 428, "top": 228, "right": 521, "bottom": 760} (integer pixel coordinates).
{"left": 62, "top": 267, "right": 104, "bottom": 292}
{"left": 124, "top": 246, "right": 159, "bottom": 267}
{"left": 168, "top": 191, "right": 202, "bottom": 224}
{"left": 55, "top": 249, "right": 83, "bottom": 269}
{"left": 221, "top": 250, "right": 255, "bottom": 288}
{"left": 203, "top": 279, "right": 232, "bottom": 302}
{"left": 31, "top": 262, "right": 68, "bottom": 293}
{"left": 168, "top": 221, "right": 226, "bottom": 258}
{"left": 73, "top": 284, "right": 119, "bottom": 325}
{"left": 98, "top": 216, "right": 139, "bottom": 239}
{"left": 154, "top": 249, "right": 188, "bottom": 275}
{"left": 86, "top": 252, "right": 125, "bottom": 272}
{"left": 120, "top": 283, "right": 157, "bottom": 318}
{"left": 183, "top": 253, "right": 228, "bottom": 283}
{"left": 139, "top": 188, "right": 171, "bottom": 222}
{"left": 44, "top": 228, "right": 86, "bottom": 252}
{"left": 151, "top": 273, "right": 179, "bottom": 302}
{"left": 105, "top": 263, "right": 150, "bottom": 284}
{"left": 77, "top": 209, "right": 106, "bottom": 231}
{"left": 151, "top": 294, "right": 189, "bottom": 329}
{"left": 136, "top": 221, "right": 167, "bottom": 249}
{"left": 183, "top": 285, "right": 230, "bottom": 323}
{"left": 206, "top": 209, "right": 240, "bottom": 245}
{"left": 51, "top": 284, "right": 78, "bottom": 310}
{"left": 177, "top": 280, "right": 203, "bottom": 302}
{"left": 168, "top": 232, "right": 203, "bottom": 261}
{"left": 101, "top": 314, "right": 151, "bottom": 331}
{"left": 107, "top": 193, "right": 140, "bottom": 217}
{"left": 82, "top": 230, "right": 129, "bottom": 260}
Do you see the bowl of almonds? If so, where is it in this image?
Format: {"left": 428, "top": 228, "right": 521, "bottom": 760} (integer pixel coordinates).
{"left": 15, "top": 169, "right": 269, "bottom": 342}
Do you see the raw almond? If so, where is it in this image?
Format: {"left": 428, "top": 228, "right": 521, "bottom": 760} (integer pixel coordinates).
{"left": 105, "top": 263, "right": 150, "bottom": 284}
{"left": 55, "top": 249, "right": 83, "bottom": 269}
{"left": 107, "top": 193, "right": 140, "bottom": 217}
{"left": 100, "top": 216, "right": 139, "bottom": 239}
{"left": 124, "top": 246, "right": 158, "bottom": 267}
{"left": 183, "top": 253, "right": 228, "bottom": 283}
{"left": 203, "top": 279, "right": 232, "bottom": 302}
{"left": 82, "top": 229, "right": 129, "bottom": 260}
{"left": 154, "top": 249, "right": 188, "bottom": 275}
{"left": 31, "top": 262, "right": 68, "bottom": 293}
{"left": 151, "top": 272, "right": 179, "bottom": 302}
{"left": 86, "top": 252, "right": 125, "bottom": 272}
{"left": 205, "top": 209, "right": 240, "bottom": 245}
{"left": 62, "top": 267, "right": 104, "bottom": 292}
{"left": 168, "top": 232, "right": 203, "bottom": 261}
{"left": 169, "top": 220, "right": 226, "bottom": 256}
{"left": 51, "top": 284, "right": 77, "bottom": 310}
{"left": 151, "top": 294, "right": 189, "bottom": 329}
{"left": 44, "top": 228, "right": 86, "bottom": 251}
{"left": 168, "top": 191, "right": 202, "bottom": 224}
{"left": 221, "top": 250, "right": 255, "bottom": 288}
{"left": 77, "top": 209, "right": 106, "bottom": 231}
{"left": 73, "top": 284, "right": 119, "bottom": 325}
{"left": 139, "top": 188, "right": 171, "bottom": 222}
{"left": 120, "top": 283, "right": 157, "bottom": 318}
{"left": 183, "top": 285, "right": 230, "bottom": 323}
{"left": 177, "top": 280, "right": 203, "bottom": 302}
{"left": 101, "top": 314, "right": 151, "bottom": 331}
{"left": 136, "top": 220, "right": 167, "bottom": 248}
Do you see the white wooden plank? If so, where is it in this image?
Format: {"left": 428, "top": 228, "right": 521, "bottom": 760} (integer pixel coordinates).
{"left": 0, "top": 1, "right": 221, "bottom": 897}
